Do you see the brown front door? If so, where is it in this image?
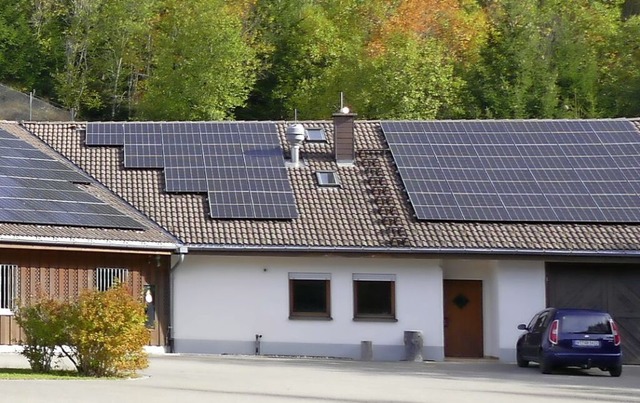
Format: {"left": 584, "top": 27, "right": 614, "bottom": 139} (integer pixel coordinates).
{"left": 444, "top": 280, "right": 483, "bottom": 358}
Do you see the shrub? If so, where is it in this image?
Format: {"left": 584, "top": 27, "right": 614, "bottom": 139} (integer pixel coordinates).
{"left": 14, "top": 298, "right": 70, "bottom": 373}
{"left": 65, "top": 285, "right": 150, "bottom": 377}
{"left": 16, "top": 284, "right": 149, "bottom": 377}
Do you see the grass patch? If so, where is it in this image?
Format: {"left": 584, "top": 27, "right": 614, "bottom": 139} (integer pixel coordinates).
{"left": 0, "top": 368, "right": 88, "bottom": 380}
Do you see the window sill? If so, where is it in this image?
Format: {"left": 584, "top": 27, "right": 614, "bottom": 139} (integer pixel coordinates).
{"left": 353, "top": 317, "right": 398, "bottom": 323}
{"left": 0, "top": 309, "right": 14, "bottom": 316}
{"left": 289, "top": 316, "right": 333, "bottom": 321}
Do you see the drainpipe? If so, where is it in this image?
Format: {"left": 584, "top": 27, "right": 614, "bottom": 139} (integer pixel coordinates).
{"left": 168, "top": 246, "right": 188, "bottom": 353}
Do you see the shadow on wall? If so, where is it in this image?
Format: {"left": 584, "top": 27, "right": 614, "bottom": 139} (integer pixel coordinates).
{"left": 0, "top": 84, "right": 72, "bottom": 121}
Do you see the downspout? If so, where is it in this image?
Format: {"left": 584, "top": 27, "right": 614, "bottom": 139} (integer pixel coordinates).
{"left": 168, "top": 246, "right": 188, "bottom": 353}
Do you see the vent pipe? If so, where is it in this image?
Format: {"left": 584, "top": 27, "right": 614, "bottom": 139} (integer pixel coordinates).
{"left": 286, "top": 123, "right": 306, "bottom": 166}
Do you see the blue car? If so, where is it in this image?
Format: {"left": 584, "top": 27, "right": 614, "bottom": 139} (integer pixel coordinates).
{"left": 516, "top": 308, "right": 622, "bottom": 376}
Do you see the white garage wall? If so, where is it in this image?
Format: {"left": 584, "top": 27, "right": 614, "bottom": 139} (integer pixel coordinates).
{"left": 495, "top": 260, "right": 546, "bottom": 362}
{"left": 173, "top": 254, "right": 445, "bottom": 361}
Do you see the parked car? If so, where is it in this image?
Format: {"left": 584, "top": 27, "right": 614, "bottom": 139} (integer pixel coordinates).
{"left": 516, "top": 308, "right": 622, "bottom": 376}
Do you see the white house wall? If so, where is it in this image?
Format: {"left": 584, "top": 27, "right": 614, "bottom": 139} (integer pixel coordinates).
{"left": 442, "top": 259, "right": 546, "bottom": 362}
{"left": 173, "top": 254, "right": 445, "bottom": 361}
{"left": 495, "top": 260, "right": 546, "bottom": 362}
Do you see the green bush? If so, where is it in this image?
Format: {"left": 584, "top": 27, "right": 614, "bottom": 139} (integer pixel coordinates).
{"left": 14, "top": 298, "right": 70, "bottom": 373}
{"left": 15, "top": 285, "right": 149, "bottom": 377}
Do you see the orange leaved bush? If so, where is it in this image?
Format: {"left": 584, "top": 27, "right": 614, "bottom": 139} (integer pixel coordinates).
{"left": 15, "top": 284, "right": 149, "bottom": 377}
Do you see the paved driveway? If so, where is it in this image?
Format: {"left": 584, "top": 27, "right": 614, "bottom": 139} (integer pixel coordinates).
{"left": 1, "top": 354, "right": 639, "bottom": 403}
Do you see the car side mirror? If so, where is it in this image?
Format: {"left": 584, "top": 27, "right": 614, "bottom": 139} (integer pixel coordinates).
{"left": 517, "top": 324, "right": 528, "bottom": 331}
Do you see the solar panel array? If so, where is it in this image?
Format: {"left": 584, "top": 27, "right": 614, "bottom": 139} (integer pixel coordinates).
{"left": 381, "top": 120, "right": 640, "bottom": 223}
{"left": 0, "top": 128, "right": 144, "bottom": 230}
{"left": 86, "top": 122, "right": 298, "bottom": 219}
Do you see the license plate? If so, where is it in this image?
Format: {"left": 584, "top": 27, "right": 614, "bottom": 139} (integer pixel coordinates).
{"left": 573, "top": 340, "right": 601, "bottom": 348}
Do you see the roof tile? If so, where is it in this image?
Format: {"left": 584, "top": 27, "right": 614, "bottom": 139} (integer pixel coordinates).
{"left": 21, "top": 120, "right": 640, "bottom": 256}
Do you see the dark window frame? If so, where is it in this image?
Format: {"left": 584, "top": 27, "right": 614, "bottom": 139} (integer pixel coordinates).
{"left": 289, "top": 278, "right": 332, "bottom": 320}
{"left": 353, "top": 277, "right": 397, "bottom": 322}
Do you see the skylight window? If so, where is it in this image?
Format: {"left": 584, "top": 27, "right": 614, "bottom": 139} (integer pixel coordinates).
{"left": 316, "top": 171, "right": 340, "bottom": 187}
{"left": 306, "top": 128, "right": 327, "bottom": 142}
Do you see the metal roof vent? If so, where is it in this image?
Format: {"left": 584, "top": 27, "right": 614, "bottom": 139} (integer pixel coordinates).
{"left": 286, "top": 123, "right": 306, "bottom": 166}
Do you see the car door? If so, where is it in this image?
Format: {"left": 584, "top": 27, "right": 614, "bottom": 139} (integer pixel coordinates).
{"left": 522, "top": 310, "right": 550, "bottom": 360}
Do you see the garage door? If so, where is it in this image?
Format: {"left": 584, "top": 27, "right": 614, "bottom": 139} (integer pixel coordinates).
{"left": 546, "top": 263, "right": 640, "bottom": 365}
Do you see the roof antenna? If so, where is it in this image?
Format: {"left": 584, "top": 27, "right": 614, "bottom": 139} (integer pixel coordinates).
{"left": 339, "top": 92, "right": 349, "bottom": 114}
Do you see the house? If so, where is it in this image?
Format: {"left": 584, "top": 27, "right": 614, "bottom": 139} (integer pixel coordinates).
{"left": 0, "top": 121, "right": 178, "bottom": 349}
{"left": 22, "top": 116, "right": 640, "bottom": 364}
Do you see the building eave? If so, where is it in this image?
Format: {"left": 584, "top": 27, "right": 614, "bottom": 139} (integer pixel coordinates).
{"left": 0, "top": 234, "right": 179, "bottom": 254}
{"left": 184, "top": 244, "right": 640, "bottom": 259}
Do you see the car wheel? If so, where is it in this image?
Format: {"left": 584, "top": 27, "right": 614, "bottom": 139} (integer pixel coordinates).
{"left": 516, "top": 350, "right": 529, "bottom": 368}
{"left": 609, "top": 365, "right": 622, "bottom": 377}
{"left": 539, "top": 354, "right": 553, "bottom": 374}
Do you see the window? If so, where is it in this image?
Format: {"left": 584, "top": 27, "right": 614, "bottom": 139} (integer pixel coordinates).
{"left": 95, "top": 267, "right": 129, "bottom": 291}
{"left": 316, "top": 171, "right": 340, "bottom": 187}
{"left": 353, "top": 274, "right": 396, "bottom": 321}
{"left": 289, "top": 273, "right": 331, "bottom": 319}
{"left": 306, "top": 128, "right": 327, "bottom": 142}
{"left": 0, "top": 264, "right": 17, "bottom": 312}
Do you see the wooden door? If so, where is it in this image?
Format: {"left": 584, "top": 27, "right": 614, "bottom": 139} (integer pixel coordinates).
{"left": 444, "top": 280, "right": 484, "bottom": 358}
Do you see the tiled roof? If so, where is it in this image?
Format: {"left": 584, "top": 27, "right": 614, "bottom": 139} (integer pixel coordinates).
{"left": 22, "top": 120, "right": 640, "bottom": 256}
{"left": 0, "top": 122, "right": 177, "bottom": 251}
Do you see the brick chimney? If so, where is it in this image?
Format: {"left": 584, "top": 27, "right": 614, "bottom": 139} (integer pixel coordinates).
{"left": 333, "top": 111, "right": 356, "bottom": 164}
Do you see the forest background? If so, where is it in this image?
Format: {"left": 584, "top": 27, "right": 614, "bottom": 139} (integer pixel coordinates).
{"left": 1, "top": 0, "right": 639, "bottom": 121}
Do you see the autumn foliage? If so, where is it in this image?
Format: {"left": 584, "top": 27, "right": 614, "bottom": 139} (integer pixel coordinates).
{"left": 15, "top": 285, "right": 149, "bottom": 377}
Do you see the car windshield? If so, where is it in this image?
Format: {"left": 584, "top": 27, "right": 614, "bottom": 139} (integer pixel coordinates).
{"left": 559, "top": 314, "right": 612, "bottom": 334}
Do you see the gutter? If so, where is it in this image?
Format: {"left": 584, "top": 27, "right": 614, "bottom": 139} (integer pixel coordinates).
{"left": 185, "top": 244, "right": 640, "bottom": 259}
{"left": 168, "top": 246, "right": 188, "bottom": 353}
{"left": 0, "top": 234, "right": 177, "bottom": 252}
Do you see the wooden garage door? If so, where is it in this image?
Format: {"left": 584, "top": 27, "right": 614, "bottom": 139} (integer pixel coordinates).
{"left": 546, "top": 263, "right": 640, "bottom": 364}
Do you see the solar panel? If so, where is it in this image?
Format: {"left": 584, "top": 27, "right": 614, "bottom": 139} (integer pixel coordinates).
{"left": 86, "top": 122, "right": 125, "bottom": 146}
{"left": 0, "top": 131, "right": 89, "bottom": 184}
{"left": 89, "top": 122, "right": 298, "bottom": 219}
{"left": 0, "top": 130, "right": 144, "bottom": 230}
{"left": 123, "top": 123, "right": 164, "bottom": 168}
{"left": 382, "top": 119, "right": 640, "bottom": 223}
{"left": 201, "top": 122, "right": 298, "bottom": 219}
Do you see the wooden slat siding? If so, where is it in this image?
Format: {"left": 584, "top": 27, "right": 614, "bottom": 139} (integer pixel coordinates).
{"left": 0, "top": 316, "right": 9, "bottom": 344}
{"left": 333, "top": 113, "right": 356, "bottom": 163}
{"left": 0, "top": 249, "right": 169, "bottom": 347}
{"left": 546, "top": 263, "right": 640, "bottom": 364}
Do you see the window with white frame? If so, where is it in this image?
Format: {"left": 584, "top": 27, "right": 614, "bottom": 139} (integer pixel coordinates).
{"left": 95, "top": 267, "right": 129, "bottom": 291}
{"left": 353, "top": 273, "right": 396, "bottom": 321}
{"left": 306, "top": 128, "right": 327, "bottom": 142}
{"left": 0, "top": 264, "right": 18, "bottom": 312}
{"left": 289, "top": 272, "right": 331, "bottom": 319}
{"left": 316, "top": 170, "right": 341, "bottom": 187}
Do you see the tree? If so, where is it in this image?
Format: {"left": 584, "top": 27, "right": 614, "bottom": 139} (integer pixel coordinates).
{"left": 0, "top": 0, "right": 54, "bottom": 94}
{"left": 468, "top": 0, "right": 559, "bottom": 118}
{"left": 135, "top": 0, "right": 258, "bottom": 120}
{"left": 359, "top": 33, "right": 460, "bottom": 119}
{"left": 600, "top": 15, "right": 640, "bottom": 117}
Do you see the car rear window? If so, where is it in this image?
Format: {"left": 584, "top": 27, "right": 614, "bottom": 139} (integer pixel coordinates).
{"left": 559, "top": 314, "right": 612, "bottom": 334}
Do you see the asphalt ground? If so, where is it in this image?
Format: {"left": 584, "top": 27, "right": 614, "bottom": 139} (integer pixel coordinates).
{"left": 0, "top": 353, "right": 638, "bottom": 403}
